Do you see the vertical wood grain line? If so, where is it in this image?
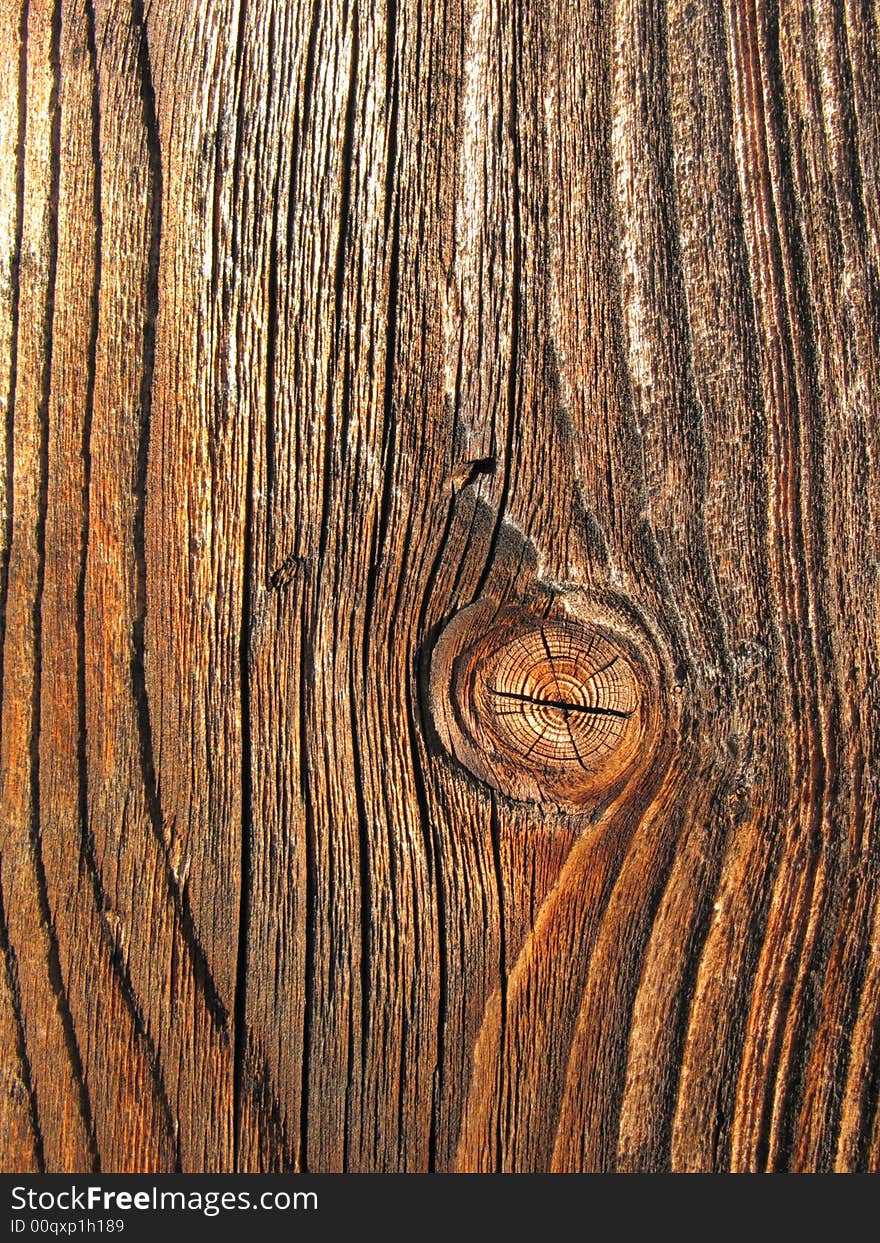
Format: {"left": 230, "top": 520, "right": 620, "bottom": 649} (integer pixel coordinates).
{"left": 0, "top": 0, "right": 28, "bottom": 804}
{"left": 232, "top": 0, "right": 253, "bottom": 1174}
{"left": 76, "top": 0, "right": 100, "bottom": 870}
{"left": 0, "top": 878, "right": 44, "bottom": 1170}
{"left": 130, "top": 0, "right": 165, "bottom": 871}
{"left": 31, "top": 0, "right": 100, "bottom": 1171}
{"left": 132, "top": 0, "right": 230, "bottom": 1037}
{"left": 472, "top": 0, "right": 520, "bottom": 604}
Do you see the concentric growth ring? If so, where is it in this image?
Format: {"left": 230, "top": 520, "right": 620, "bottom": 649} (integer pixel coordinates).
{"left": 429, "top": 599, "right": 659, "bottom": 808}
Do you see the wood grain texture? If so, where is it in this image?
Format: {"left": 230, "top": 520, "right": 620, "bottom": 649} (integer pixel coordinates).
{"left": 0, "top": 0, "right": 877, "bottom": 1172}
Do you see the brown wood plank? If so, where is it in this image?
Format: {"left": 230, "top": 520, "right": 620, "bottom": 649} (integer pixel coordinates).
{"left": 0, "top": 0, "right": 877, "bottom": 1173}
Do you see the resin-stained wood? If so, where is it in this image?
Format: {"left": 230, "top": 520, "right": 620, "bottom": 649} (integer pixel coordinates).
{"left": 0, "top": 0, "right": 878, "bottom": 1172}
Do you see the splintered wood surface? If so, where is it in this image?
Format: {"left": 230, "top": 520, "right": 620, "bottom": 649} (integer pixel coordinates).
{"left": 0, "top": 0, "right": 878, "bottom": 1173}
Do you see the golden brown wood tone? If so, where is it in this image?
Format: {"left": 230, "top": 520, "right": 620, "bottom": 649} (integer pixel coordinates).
{"left": 429, "top": 595, "right": 668, "bottom": 809}
{"left": 0, "top": 0, "right": 878, "bottom": 1173}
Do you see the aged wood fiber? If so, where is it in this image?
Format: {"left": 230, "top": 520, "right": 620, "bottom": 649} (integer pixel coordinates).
{"left": 0, "top": 0, "right": 878, "bottom": 1172}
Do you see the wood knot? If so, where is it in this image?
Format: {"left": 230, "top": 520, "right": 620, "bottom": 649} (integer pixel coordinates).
{"left": 429, "top": 598, "right": 663, "bottom": 809}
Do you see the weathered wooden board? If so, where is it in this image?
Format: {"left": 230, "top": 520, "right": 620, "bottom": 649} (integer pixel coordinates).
{"left": 0, "top": 0, "right": 878, "bottom": 1172}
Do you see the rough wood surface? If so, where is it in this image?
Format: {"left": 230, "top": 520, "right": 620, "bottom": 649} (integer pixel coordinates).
{"left": 0, "top": 0, "right": 878, "bottom": 1173}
